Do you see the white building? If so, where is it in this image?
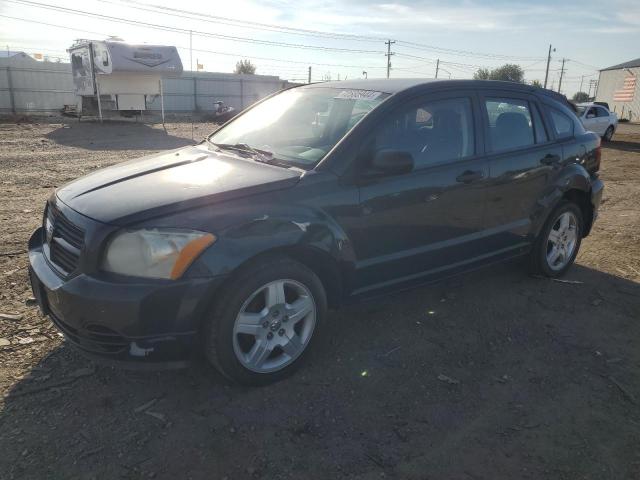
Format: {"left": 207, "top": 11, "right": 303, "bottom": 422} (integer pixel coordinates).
{"left": 596, "top": 58, "right": 639, "bottom": 122}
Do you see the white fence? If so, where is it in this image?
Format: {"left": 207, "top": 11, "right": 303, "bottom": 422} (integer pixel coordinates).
{"left": 0, "top": 55, "right": 292, "bottom": 116}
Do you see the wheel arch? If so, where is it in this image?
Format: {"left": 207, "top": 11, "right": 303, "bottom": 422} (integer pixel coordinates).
{"left": 224, "top": 245, "right": 348, "bottom": 309}
{"left": 557, "top": 165, "right": 594, "bottom": 236}
{"left": 534, "top": 166, "right": 594, "bottom": 238}
{"left": 562, "top": 188, "right": 594, "bottom": 236}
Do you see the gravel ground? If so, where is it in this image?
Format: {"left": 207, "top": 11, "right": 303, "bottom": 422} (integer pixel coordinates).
{"left": 0, "top": 119, "right": 638, "bottom": 480}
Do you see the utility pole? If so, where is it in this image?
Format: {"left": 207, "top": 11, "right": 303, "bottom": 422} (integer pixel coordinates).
{"left": 435, "top": 58, "right": 440, "bottom": 79}
{"left": 558, "top": 58, "right": 566, "bottom": 93}
{"left": 385, "top": 40, "right": 395, "bottom": 79}
{"left": 543, "top": 44, "right": 555, "bottom": 89}
{"left": 588, "top": 79, "right": 598, "bottom": 99}
{"left": 308, "top": 66, "right": 312, "bottom": 83}
{"left": 189, "top": 30, "right": 194, "bottom": 140}
{"left": 189, "top": 30, "right": 193, "bottom": 72}
{"left": 579, "top": 75, "right": 585, "bottom": 93}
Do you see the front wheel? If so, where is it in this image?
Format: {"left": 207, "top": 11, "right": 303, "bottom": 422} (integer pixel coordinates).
{"left": 530, "top": 201, "right": 583, "bottom": 277}
{"left": 603, "top": 126, "right": 614, "bottom": 142}
{"left": 204, "top": 256, "right": 326, "bottom": 385}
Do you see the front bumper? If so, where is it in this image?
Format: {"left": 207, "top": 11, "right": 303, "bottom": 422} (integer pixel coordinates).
{"left": 28, "top": 227, "right": 226, "bottom": 366}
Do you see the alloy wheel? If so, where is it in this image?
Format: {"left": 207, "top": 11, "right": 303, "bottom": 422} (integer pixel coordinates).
{"left": 546, "top": 211, "right": 578, "bottom": 271}
{"left": 232, "top": 279, "right": 316, "bottom": 373}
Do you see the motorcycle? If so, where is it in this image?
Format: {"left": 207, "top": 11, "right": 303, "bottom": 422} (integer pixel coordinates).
{"left": 212, "top": 101, "right": 236, "bottom": 123}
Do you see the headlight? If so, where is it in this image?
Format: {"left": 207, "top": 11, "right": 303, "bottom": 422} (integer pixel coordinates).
{"left": 102, "top": 228, "right": 216, "bottom": 279}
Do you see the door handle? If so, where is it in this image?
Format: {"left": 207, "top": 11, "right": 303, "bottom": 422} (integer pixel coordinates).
{"left": 540, "top": 154, "right": 561, "bottom": 166}
{"left": 456, "top": 170, "right": 484, "bottom": 184}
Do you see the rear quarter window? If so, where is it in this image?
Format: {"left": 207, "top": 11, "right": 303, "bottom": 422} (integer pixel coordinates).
{"left": 549, "top": 108, "right": 574, "bottom": 138}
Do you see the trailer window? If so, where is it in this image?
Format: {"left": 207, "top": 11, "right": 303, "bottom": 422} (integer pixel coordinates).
{"left": 71, "top": 54, "right": 83, "bottom": 70}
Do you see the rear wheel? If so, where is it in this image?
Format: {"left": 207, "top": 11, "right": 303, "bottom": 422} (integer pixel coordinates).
{"left": 530, "top": 201, "right": 583, "bottom": 277}
{"left": 603, "top": 126, "right": 614, "bottom": 142}
{"left": 204, "top": 256, "right": 326, "bottom": 385}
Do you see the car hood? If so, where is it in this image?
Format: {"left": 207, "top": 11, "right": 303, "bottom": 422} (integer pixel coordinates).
{"left": 56, "top": 145, "right": 302, "bottom": 224}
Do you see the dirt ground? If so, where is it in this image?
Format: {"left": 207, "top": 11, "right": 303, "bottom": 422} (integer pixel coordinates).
{"left": 0, "top": 119, "right": 638, "bottom": 480}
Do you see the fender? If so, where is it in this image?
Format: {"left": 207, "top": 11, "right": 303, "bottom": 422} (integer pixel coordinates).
{"left": 137, "top": 171, "right": 359, "bottom": 287}
{"left": 533, "top": 163, "right": 592, "bottom": 235}
{"left": 200, "top": 204, "right": 357, "bottom": 277}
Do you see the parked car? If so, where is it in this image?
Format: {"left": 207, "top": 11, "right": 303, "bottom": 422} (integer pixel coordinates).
{"left": 576, "top": 102, "right": 618, "bottom": 141}
{"left": 28, "top": 79, "right": 604, "bottom": 385}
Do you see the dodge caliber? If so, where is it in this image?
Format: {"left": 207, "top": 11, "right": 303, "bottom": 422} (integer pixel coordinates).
{"left": 28, "top": 79, "right": 604, "bottom": 385}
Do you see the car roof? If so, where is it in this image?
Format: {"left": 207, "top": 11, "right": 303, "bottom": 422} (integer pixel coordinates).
{"left": 577, "top": 102, "right": 605, "bottom": 107}
{"left": 300, "top": 78, "right": 546, "bottom": 95}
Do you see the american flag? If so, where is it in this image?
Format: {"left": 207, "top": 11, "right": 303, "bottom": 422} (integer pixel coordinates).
{"left": 613, "top": 75, "right": 636, "bottom": 102}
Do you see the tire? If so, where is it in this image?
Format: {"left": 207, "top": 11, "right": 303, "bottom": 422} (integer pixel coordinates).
{"left": 204, "top": 256, "right": 327, "bottom": 386}
{"left": 603, "top": 126, "right": 614, "bottom": 142}
{"left": 530, "top": 201, "right": 584, "bottom": 277}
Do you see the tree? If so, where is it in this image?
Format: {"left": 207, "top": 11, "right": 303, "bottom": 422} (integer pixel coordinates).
{"left": 235, "top": 59, "right": 256, "bottom": 75}
{"left": 490, "top": 64, "right": 525, "bottom": 83}
{"left": 531, "top": 79, "right": 542, "bottom": 88}
{"left": 473, "top": 68, "right": 490, "bottom": 80}
{"left": 572, "top": 91, "right": 590, "bottom": 103}
{"left": 473, "top": 63, "right": 525, "bottom": 83}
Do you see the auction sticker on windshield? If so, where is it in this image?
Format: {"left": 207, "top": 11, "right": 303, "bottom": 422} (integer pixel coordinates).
{"left": 335, "top": 89, "right": 383, "bottom": 100}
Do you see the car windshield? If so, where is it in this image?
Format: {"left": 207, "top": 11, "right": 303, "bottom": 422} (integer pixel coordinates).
{"left": 576, "top": 106, "right": 587, "bottom": 115}
{"left": 208, "top": 87, "right": 389, "bottom": 168}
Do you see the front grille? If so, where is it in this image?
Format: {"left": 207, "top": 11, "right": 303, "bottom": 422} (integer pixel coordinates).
{"left": 50, "top": 241, "right": 79, "bottom": 273}
{"left": 45, "top": 203, "right": 85, "bottom": 275}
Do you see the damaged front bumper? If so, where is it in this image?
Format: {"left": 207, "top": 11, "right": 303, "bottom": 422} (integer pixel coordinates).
{"left": 28, "top": 227, "right": 225, "bottom": 368}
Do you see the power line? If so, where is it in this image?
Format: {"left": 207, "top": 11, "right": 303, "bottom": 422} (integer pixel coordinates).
{"left": 3, "top": 0, "right": 603, "bottom": 82}
{"left": 98, "top": 0, "right": 385, "bottom": 43}
{"left": 103, "top": 0, "right": 549, "bottom": 63}
{"left": 0, "top": 15, "right": 394, "bottom": 71}
{"left": 3, "top": 0, "right": 577, "bottom": 65}
{"left": 566, "top": 58, "right": 601, "bottom": 70}
{"left": 0, "top": 13, "right": 109, "bottom": 38}
{"left": 396, "top": 40, "right": 544, "bottom": 61}
{"left": 5, "top": 0, "right": 386, "bottom": 55}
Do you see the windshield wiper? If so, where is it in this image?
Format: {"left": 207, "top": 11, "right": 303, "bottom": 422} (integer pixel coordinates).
{"left": 209, "top": 142, "right": 291, "bottom": 168}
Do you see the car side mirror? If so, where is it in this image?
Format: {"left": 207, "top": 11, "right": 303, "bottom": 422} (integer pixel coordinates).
{"left": 370, "top": 149, "right": 414, "bottom": 176}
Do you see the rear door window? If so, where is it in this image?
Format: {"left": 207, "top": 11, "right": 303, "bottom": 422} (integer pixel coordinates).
{"left": 485, "top": 98, "right": 535, "bottom": 152}
{"left": 596, "top": 107, "right": 609, "bottom": 117}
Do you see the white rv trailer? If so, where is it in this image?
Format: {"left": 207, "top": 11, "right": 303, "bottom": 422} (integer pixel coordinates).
{"left": 68, "top": 39, "right": 183, "bottom": 122}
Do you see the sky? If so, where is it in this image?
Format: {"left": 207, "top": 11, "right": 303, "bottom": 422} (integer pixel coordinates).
{"left": 1, "top": 0, "right": 639, "bottom": 96}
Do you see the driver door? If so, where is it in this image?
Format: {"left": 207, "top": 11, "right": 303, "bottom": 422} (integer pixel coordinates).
{"left": 349, "top": 92, "right": 489, "bottom": 294}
